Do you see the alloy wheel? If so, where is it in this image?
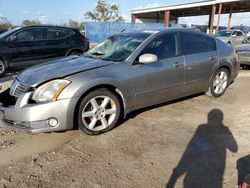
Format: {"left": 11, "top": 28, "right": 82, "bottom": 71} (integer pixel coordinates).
{"left": 212, "top": 71, "right": 228, "bottom": 95}
{"left": 81, "top": 95, "right": 117, "bottom": 131}
{"left": 0, "top": 61, "right": 5, "bottom": 75}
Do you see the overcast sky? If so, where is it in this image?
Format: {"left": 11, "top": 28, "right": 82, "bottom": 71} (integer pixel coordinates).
{"left": 0, "top": 0, "right": 249, "bottom": 26}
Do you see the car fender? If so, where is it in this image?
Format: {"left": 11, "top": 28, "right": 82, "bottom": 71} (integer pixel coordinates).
{"left": 59, "top": 77, "right": 131, "bottom": 114}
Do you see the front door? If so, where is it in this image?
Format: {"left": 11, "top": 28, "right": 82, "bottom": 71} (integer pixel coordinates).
{"left": 7, "top": 28, "right": 44, "bottom": 67}
{"left": 131, "top": 32, "right": 185, "bottom": 109}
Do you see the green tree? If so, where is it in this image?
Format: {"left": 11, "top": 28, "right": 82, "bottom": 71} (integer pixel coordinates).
{"left": 67, "top": 19, "right": 85, "bottom": 31}
{"left": 0, "top": 17, "right": 12, "bottom": 32}
{"left": 22, "top": 19, "right": 41, "bottom": 26}
{"left": 68, "top": 19, "right": 78, "bottom": 28}
{"left": 85, "top": 0, "right": 125, "bottom": 22}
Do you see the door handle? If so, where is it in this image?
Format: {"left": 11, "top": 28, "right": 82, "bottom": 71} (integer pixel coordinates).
{"left": 174, "top": 61, "right": 184, "bottom": 67}
{"left": 209, "top": 56, "right": 217, "bottom": 61}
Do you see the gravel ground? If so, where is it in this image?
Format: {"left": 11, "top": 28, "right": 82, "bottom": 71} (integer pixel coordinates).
{"left": 0, "top": 70, "right": 250, "bottom": 188}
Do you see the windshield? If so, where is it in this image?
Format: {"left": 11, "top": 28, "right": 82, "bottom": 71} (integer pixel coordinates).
{"left": 84, "top": 33, "right": 150, "bottom": 62}
{"left": 0, "top": 28, "right": 19, "bottom": 38}
{"left": 215, "top": 31, "right": 232, "bottom": 37}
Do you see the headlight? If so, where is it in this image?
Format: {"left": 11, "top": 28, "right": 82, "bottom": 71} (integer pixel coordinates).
{"left": 31, "top": 79, "right": 70, "bottom": 102}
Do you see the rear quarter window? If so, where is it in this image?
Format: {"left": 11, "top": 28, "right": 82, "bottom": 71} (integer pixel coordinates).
{"left": 181, "top": 32, "right": 216, "bottom": 55}
{"left": 215, "top": 38, "right": 232, "bottom": 51}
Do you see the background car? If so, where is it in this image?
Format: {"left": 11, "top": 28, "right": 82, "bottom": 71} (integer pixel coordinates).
{"left": 0, "top": 25, "right": 89, "bottom": 77}
{"left": 235, "top": 44, "right": 250, "bottom": 66}
{"left": 215, "top": 29, "right": 247, "bottom": 46}
{"left": 0, "top": 28, "right": 239, "bottom": 135}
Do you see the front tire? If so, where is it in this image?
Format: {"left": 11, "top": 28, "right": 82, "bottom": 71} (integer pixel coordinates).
{"left": 0, "top": 60, "right": 6, "bottom": 78}
{"left": 77, "top": 88, "right": 121, "bottom": 135}
{"left": 206, "top": 68, "right": 229, "bottom": 98}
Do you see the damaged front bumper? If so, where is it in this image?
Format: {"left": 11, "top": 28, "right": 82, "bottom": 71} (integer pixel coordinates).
{"left": 0, "top": 89, "right": 78, "bottom": 133}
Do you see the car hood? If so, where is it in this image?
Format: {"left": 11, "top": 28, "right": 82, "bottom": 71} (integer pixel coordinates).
{"left": 17, "top": 56, "right": 114, "bottom": 86}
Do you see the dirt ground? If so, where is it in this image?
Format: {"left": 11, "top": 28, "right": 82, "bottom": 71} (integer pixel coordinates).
{"left": 0, "top": 70, "right": 250, "bottom": 188}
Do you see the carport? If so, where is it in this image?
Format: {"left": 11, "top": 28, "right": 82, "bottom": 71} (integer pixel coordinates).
{"left": 131, "top": 0, "right": 250, "bottom": 34}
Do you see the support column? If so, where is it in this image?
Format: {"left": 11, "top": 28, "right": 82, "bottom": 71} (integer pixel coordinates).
{"left": 164, "top": 10, "right": 170, "bottom": 27}
{"left": 216, "top": 3, "right": 222, "bottom": 32}
{"left": 208, "top": 4, "right": 216, "bottom": 34}
{"left": 227, "top": 7, "right": 233, "bottom": 30}
{"left": 157, "top": 12, "right": 160, "bottom": 23}
{"left": 131, "top": 14, "right": 136, "bottom": 23}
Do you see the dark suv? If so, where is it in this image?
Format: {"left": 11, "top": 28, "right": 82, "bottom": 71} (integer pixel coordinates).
{"left": 0, "top": 25, "right": 89, "bottom": 77}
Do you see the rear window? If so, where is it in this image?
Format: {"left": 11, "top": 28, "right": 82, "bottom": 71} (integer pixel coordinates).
{"left": 181, "top": 32, "right": 216, "bottom": 55}
{"left": 45, "top": 28, "right": 72, "bottom": 39}
{"left": 215, "top": 38, "right": 231, "bottom": 51}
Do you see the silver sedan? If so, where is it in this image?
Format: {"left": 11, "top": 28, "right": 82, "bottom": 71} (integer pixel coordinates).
{"left": 0, "top": 28, "right": 240, "bottom": 135}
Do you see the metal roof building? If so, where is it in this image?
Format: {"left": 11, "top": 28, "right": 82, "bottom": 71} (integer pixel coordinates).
{"left": 131, "top": 0, "right": 250, "bottom": 33}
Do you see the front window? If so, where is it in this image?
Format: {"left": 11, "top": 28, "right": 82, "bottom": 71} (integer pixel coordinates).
{"left": 84, "top": 33, "right": 150, "bottom": 62}
{"left": 14, "top": 28, "right": 43, "bottom": 41}
{"left": 215, "top": 31, "right": 232, "bottom": 37}
{"left": 141, "top": 33, "right": 179, "bottom": 60}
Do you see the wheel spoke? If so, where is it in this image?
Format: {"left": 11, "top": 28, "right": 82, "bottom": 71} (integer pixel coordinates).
{"left": 0, "top": 62, "right": 4, "bottom": 74}
{"left": 219, "top": 86, "right": 224, "bottom": 94}
{"left": 106, "top": 108, "right": 116, "bottom": 115}
{"left": 101, "top": 118, "right": 108, "bottom": 128}
{"left": 82, "top": 111, "right": 95, "bottom": 118}
{"left": 219, "top": 72, "right": 225, "bottom": 79}
{"left": 214, "top": 86, "right": 219, "bottom": 93}
{"left": 101, "top": 97, "right": 110, "bottom": 108}
{"left": 89, "top": 118, "right": 98, "bottom": 130}
{"left": 90, "top": 98, "right": 99, "bottom": 110}
{"left": 222, "top": 81, "right": 227, "bottom": 88}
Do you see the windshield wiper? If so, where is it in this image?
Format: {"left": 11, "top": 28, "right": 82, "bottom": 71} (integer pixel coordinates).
{"left": 90, "top": 51, "right": 105, "bottom": 56}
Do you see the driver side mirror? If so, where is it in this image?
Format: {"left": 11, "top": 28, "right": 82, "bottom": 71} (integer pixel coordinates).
{"left": 139, "top": 54, "right": 158, "bottom": 64}
{"left": 8, "top": 35, "right": 17, "bottom": 42}
{"left": 232, "top": 34, "right": 237, "bottom": 38}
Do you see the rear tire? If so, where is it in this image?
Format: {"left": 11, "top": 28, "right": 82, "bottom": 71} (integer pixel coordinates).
{"left": 77, "top": 88, "right": 121, "bottom": 135}
{"left": 68, "top": 50, "right": 82, "bottom": 56}
{"left": 0, "top": 60, "right": 6, "bottom": 78}
{"left": 206, "top": 68, "right": 229, "bottom": 98}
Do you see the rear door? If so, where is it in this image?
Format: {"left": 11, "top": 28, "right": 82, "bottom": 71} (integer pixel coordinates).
{"left": 180, "top": 32, "right": 218, "bottom": 95}
{"left": 43, "top": 28, "right": 74, "bottom": 58}
{"left": 131, "top": 32, "right": 185, "bottom": 109}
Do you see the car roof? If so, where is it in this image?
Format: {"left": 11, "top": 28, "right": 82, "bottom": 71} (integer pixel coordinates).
{"left": 219, "top": 29, "right": 243, "bottom": 32}
{"left": 20, "top": 25, "right": 78, "bottom": 31}
{"left": 123, "top": 27, "right": 210, "bottom": 38}
{"left": 124, "top": 27, "right": 201, "bottom": 34}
